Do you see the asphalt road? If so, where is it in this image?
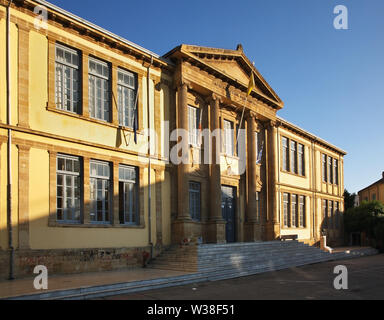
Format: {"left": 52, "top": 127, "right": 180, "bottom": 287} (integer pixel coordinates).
{"left": 103, "top": 254, "right": 384, "bottom": 300}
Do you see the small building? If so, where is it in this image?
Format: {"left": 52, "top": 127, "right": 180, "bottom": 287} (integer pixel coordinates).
{"left": 358, "top": 172, "right": 384, "bottom": 204}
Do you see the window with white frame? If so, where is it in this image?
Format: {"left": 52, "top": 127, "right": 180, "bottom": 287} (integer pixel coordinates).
{"left": 329, "top": 200, "right": 334, "bottom": 229}
{"left": 299, "top": 195, "right": 305, "bottom": 227}
{"left": 335, "top": 202, "right": 340, "bottom": 228}
{"left": 117, "top": 69, "right": 137, "bottom": 128}
{"left": 283, "top": 193, "right": 290, "bottom": 227}
{"left": 189, "top": 181, "right": 201, "bottom": 221}
{"left": 322, "top": 199, "right": 328, "bottom": 228}
{"left": 322, "top": 154, "right": 327, "bottom": 182}
{"left": 55, "top": 44, "right": 80, "bottom": 113}
{"left": 90, "top": 160, "right": 111, "bottom": 223}
{"left": 282, "top": 137, "right": 289, "bottom": 171}
{"left": 328, "top": 156, "right": 333, "bottom": 184}
{"left": 333, "top": 159, "right": 339, "bottom": 185}
{"left": 290, "top": 140, "right": 297, "bottom": 174}
{"left": 188, "top": 106, "right": 200, "bottom": 146}
{"left": 89, "top": 58, "right": 110, "bottom": 121}
{"left": 224, "top": 120, "right": 234, "bottom": 156}
{"left": 56, "top": 155, "right": 81, "bottom": 222}
{"left": 291, "top": 194, "right": 298, "bottom": 227}
{"left": 298, "top": 143, "right": 305, "bottom": 176}
{"left": 119, "top": 165, "right": 139, "bottom": 225}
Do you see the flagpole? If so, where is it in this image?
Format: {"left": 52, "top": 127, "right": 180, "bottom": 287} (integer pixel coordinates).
{"left": 235, "top": 72, "right": 255, "bottom": 152}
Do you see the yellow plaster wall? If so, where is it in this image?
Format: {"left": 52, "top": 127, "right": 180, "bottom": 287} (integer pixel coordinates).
{"left": 29, "top": 147, "right": 152, "bottom": 250}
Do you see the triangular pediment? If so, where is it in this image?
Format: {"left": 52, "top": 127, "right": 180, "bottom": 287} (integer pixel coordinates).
{"left": 176, "top": 45, "right": 283, "bottom": 107}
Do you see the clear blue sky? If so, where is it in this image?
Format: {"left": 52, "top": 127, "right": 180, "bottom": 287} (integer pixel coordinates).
{"left": 47, "top": 0, "right": 384, "bottom": 194}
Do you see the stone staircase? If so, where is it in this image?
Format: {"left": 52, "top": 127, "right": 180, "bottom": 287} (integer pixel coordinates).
{"left": 148, "top": 241, "right": 378, "bottom": 280}
{"left": 3, "top": 242, "right": 378, "bottom": 300}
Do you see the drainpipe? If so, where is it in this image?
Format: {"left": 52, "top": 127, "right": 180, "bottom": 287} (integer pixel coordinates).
{"left": 147, "top": 56, "right": 154, "bottom": 260}
{"left": 6, "top": 0, "right": 14, "bottom": 280}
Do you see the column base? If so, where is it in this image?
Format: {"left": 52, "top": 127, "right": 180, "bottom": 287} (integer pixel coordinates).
{"left": 171, "top": 219, "right": 202, "bottom": 244}
{"left": 265, "top": 222, "right": 281, "bottom": 241}
{"left": 244, "top": 222, "right": 263, "bottom": 242}
{"left": 205, "top": 220, "right": 227, "bottom": 244}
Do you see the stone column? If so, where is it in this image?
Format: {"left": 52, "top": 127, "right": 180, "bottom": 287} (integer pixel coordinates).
{"left": 266, "top": 120, "right": 280, "bottom": 240}
{"left": 177, "top": 81, "right": 190, "bottom": 220}
{"left": 244, "top": 111, "right": 260, "bottom": 241}
{"left": 172, "top": 80, "right": 192, "bottom": 243}
{"left": 206, "top": 94, "right": 226, "bottom": 243}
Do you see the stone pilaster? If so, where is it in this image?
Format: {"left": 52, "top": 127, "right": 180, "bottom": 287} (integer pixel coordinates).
{"left": 17, "top": 145, "right": 30, "bottom": 249}
{"left": 266, "top": 120, "right": 280, "bottom": 240}
{"left": 17, "top": 25, "right": 29, "bottom": 128}
{"left": 244, "top": 111, "right": 261, "bottom": 241}
{"left": 206, "top": 93, "right": 226, "bottom": 243}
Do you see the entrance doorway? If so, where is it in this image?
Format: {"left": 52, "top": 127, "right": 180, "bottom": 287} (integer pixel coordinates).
{"left": 222, "top": 185, "right": 236, "bottom": 243}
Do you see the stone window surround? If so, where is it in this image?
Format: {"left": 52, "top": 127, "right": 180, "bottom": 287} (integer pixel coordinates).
{"left": 46, "top": 34, "right": 161, "bottom": 135}
{"left": 280, "top": 191, "right": 308, "bottom": 230}
{"left": 280, "top": 135, "right": 306, "bottom": 178}
{"left": 321, "top": 152, "right": 340, "bottom": 187}
{"left": 48, "top": 149, "right": 146, "bottom": 229}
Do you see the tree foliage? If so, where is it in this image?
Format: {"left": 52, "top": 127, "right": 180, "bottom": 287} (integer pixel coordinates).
{"left": 344, "top": 200, "right": 384, "bottom": 248}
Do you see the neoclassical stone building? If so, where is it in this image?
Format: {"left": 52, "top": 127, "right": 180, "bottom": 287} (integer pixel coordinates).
{"left": 0, "top": 0, "right": 346, "bottom": 278}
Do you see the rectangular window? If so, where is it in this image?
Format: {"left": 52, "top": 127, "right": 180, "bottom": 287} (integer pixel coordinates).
{"left": 291, "top": 194, "right": 298, "bottom": 227}
{"left": 299, "top": 196, "right": 305, "bottom": 227}
{"left": 328, "top": 156, "right": 333, "bottom": 184}
{"left": 282, "top": 137, "right": 289, "bottom": 171}
{"left": 189, "top": 182, "right": 201, "bottom": 221}
{"left": 335, "top": 202, "right": 340, "bottom": 229}
{"left": 89, "top": 57, "right": 110, "bottom": 121}
{"left": 90, "top": 160, "right": 111, "bottom": 223}
{"left": 283, "top": 193, "right": 290, "bottom": 227}
{"left": 322, "top": 199, "right": 328, "bottom": 228}
{"left": 322, "top": 154, "right": 327, "bottom": 183}
{"left": 119, "top": 165, "right": 139, "bottom": 225}
{"left": 290, "top": 141, "right": 297, "bottom": 174}
{"left": 329, "top": 200, "right": 334, "bottom": 229}
{"left": 224, "top": 120, "right": 234, "bottom": 156}
{"left": 56, "top": 155, "right": 81, "bottom": 222}
{"left": 298, "top": 144, "right": 305, "bottom": 176}
{"left": 55, "top": 44, "right": 80, "bottom": 113}
{"left": 333, "top": 159, "right": 339, "bottom": 185}
{"left": 117, "top": 69, "right": 137, "bottom": 128}
{"left": 188, "top": 106, "right": 200, "bottom": 146}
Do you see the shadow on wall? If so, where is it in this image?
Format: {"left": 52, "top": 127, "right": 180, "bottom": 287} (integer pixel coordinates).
{"left": 0, "top": 177, "right": 168, "bottom": 280}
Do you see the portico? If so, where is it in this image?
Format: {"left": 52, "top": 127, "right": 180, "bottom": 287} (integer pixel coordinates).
{"left": 165, "top": 44, "right": 284, "bottom": 244}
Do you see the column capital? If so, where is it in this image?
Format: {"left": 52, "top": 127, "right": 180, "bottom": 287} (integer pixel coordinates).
{"left": 207, "top": 92, "right": 223, "bottom": 104}
{"left": 245, "top": 110, "right": 258, "bottom": 121}
{"left": 175, "top": 78, "right": 192, "bottom": 91}
{"left": 266, "top": 119, "right": 280, "bottom": 129}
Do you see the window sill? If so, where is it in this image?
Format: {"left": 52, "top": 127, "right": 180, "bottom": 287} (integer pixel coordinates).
{"left": 49, "top": 221, "right": 145, "bottom": 229}
{"left": 281, "top": 169, "right": 306, "bottom": 179}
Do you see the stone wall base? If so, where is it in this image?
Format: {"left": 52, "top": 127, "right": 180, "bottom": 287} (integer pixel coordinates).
{"left": 204, "top": 220, "right": 227, "bottom": 244}
{"left": 171, "top": 219, "right": 203, "bottom": 244}
{"left": 0, "top": 246, "right": 153, "bottom": 280}
{"left": 265, "top": 222, "right": 281, "bottom": 241}
{"left": 244, "top": 222, "right": 263, "bottom": 242}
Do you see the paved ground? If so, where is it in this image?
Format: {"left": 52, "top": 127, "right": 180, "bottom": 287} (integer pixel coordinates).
{"left": 103, "top": 254, "right": 384, "bottom": 300}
